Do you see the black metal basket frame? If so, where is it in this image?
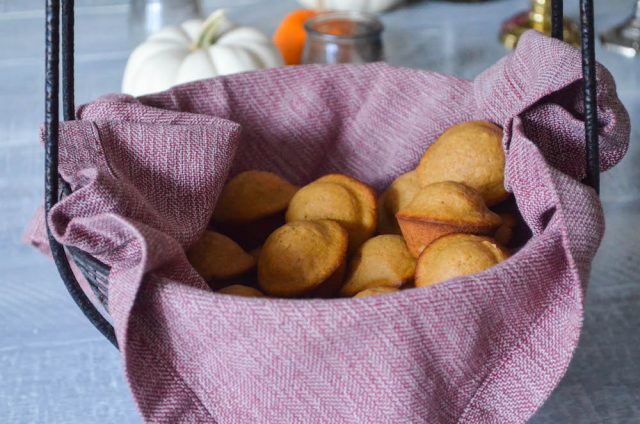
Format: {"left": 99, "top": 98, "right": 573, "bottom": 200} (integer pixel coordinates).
{"left": 44, "top": 0, "right": 601, "bottom": 349}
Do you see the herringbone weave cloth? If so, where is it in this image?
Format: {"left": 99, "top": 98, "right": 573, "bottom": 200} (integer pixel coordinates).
{"left": 26, "top": 31, "right": 630, "bottom": 423}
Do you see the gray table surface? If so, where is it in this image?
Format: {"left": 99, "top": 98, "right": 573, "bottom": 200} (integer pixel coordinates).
{"left": 1, "top": 0, "right": 638, "bottom": 422}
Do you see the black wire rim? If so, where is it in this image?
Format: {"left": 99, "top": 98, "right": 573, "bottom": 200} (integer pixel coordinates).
{"left": 44, "top": 0, "right": 600, "bottom": 347}
{"left": 45, "top": 0, "right": 117, "bottom": 347}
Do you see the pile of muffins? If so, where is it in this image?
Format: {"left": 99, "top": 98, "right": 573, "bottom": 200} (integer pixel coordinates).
{"left": 188, "top": 121, "right": 519, "bottom": 299}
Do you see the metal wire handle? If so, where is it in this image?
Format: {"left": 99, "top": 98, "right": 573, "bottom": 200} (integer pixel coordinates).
{"left": 44, "top": 0, "right": 600, "bottom": 347}
{"left": 45, "top": 0, "right": 117, "bottom": 347}
{"left": 581, "top": 0, "right": 600, "bottom": 192}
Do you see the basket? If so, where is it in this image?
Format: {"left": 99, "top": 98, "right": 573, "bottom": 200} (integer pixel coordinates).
{"left": 44, "top": 0, "right": 601, "bottom": 349}
{"left": 45, "top": 0, "right": 600, "bottom": 347}
{"left": 43, "top": 0, "right": 605, "bottom": 405}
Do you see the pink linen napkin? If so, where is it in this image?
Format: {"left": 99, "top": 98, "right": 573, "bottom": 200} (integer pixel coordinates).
{"left": 27, "top": 31, "right": 630, "bottom": 423}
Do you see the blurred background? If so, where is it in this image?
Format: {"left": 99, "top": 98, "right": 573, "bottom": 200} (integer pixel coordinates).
{"left": 1, "top": 0, "right": 638, "bottom": 422}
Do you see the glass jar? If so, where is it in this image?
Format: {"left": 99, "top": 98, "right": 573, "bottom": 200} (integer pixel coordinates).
{"left": 129, "top": 0, "right": 202, "bottom": 44}
{"left": 303, "top": 12, "right": 384, "bottom": 65}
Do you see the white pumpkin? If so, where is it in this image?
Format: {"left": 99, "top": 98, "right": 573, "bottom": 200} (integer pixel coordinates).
{"left": 122, "top": 10, "right": 283, "bottom": 96}
{"left": 298, "top": 0, "right": 403, "bottom": 13}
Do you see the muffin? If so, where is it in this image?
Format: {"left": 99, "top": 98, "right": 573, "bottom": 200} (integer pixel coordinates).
{"left": 416, "top": 121, "right": 508, "bottom": 206}
{"left": 258, "top": 220, "right": 348, "bottom": 298}
{"left": 339, "top": 235, "right": 416, "bottom": 297}
{"left": 286, "top": 174, "right": 377, "bottom": 252}
{"left": 354, "top": 286, "right": 400, "bottom": 298}
{"left": 213, "top": 170, "right": 298, "bottom": 249}
{"left": 377, "top": 171, "right": 421, "bottom": 235}
{"left": 415, "top": 233, "right": 509, "bottom": 287}
{"left": 188, "top": 231, "right": 256, "bottom": 285}
{"left": 396, "top": 181, "right": 502, "bottom": 257}
{"left": 494, "top": 212, "right": 518, "bottom": 246}
{"left": 218, "top": 284, "right": 264, "bottom": 297}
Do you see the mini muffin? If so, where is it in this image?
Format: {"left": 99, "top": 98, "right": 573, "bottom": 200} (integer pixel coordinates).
{"left": 415, "top": 233, "right": 509, "bottom": 287}
{"left": 494, "top": 212, "right": 518, "bottom": 246}
{"left": 218, "top": 284, "right": 264, "bottom": 297}
{"left": 416, "top": 121, "right": 508, "bottom": 206}
{"left": 286, "top": 174, "right": 377, "bottom": 252}
{"left": 188, "top": 231, "right": 256, "bottom": 285}
{"left": 396, "top": 181, "right": 502, "bottom": 257}
{"left": 354, "top": 286, "right": 400, "bottom": 298}
{"left": 213, "top": 170, "right": 298, "bottom": 249}
{"left": 377, "top": 171, "right": 421, "bottom": 234}
{"left": 258, "top": 220, "right": 348, "bottom": 298}
{"left": 340, "top": 235, "right": 416, "bottom": 297}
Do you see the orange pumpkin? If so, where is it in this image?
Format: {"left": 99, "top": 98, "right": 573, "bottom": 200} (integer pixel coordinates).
{"left": 273, "top": 9, "right": 318, "bottom": 65}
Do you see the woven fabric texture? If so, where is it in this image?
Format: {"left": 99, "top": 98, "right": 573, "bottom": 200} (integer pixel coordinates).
{"left": 28, "top": 31, "right": 630, "bottom": 423}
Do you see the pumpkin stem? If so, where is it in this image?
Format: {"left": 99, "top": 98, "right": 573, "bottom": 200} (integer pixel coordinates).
{"left": 194, "top": 9, "right": 230, "bottom": 49}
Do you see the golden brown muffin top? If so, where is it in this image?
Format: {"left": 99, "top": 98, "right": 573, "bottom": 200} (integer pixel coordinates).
{"left": 494, "top": 212, "right": 518, "bottom": 245}
{"left": 188, "top": 231, "right": 256, "bottom": 281}
{"left": 415, "top": 233, "right": 509, "bottom": 288}
{"left": 286, "top": 174, "right": 377, "bottom": 252}
{"left": 417, "top": 121, "right": 508, "bottom": 206}
{"left": 217, "top": 284, "right": 264, "bottom": 297}
{"left": 340, "top": 235, "right": 416, "bottom": 296}
{"left": 258, "top": 220, "right": 348, "bottom": 297}
{"left": 214, "top": 170, "right": 298, "bottom": 224}
{"left": 378, "top": 171, "right": 420, "bottom": 235}
{"left": 397, "top": 181, "right": 502, "bottom": 228}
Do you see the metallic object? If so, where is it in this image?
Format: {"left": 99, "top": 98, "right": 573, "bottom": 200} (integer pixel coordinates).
{"left": 601, "top": 0, "right": 640, "bottom": 57}
{"left": 45, "top": 0, "right": 117, "bottom": 346}
{"left": 500, "top": 0, "right": 580, "bottom": 49}
{"left": 581, "top": 0, "right": 599, "bottom": 192}
{"left": 303, "top": 12, "right": 384, "bottom": 64}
